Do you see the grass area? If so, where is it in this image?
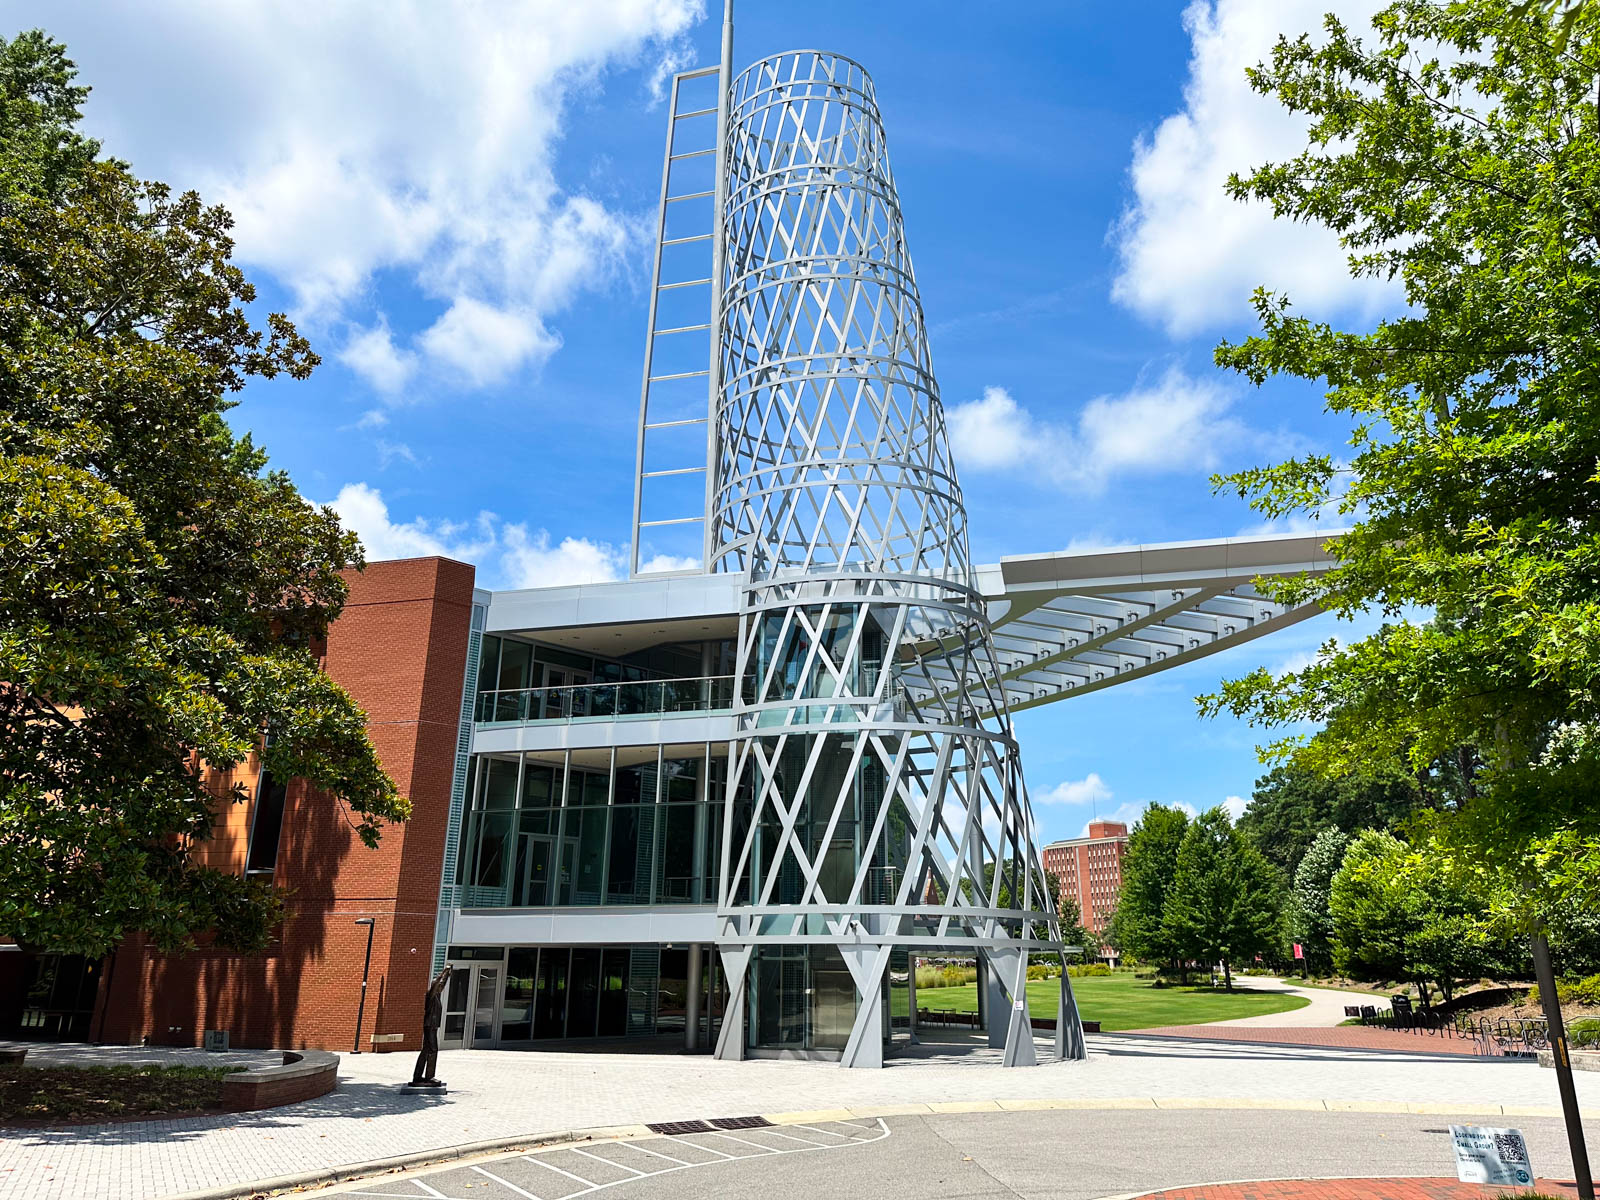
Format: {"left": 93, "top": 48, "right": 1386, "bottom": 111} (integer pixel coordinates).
{"left": 0, "top": 1064, "right": 240, "bottom": 1125}
{"left": 913, "top": 970, "right": 1310, "bottom": 1031}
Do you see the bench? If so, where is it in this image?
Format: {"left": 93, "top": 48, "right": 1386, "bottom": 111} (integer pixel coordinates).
{"left": 0, "top": 1043, "right": 26, "bottom": 1064}
{"left": 221, "top": 1049, "right": 339, "bottom": 1112}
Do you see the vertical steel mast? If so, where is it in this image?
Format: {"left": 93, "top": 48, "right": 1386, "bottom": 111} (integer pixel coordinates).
{"left": 708, "top": 47, "right": 1083, "bottom": 1066}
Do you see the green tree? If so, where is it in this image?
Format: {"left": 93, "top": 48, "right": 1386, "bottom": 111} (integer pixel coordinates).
{"left": 1197, "top": 1, "right": 1600, "bottom": 930}
{"left": 1239, "top": 761, "right": 1425, "bottom": 877}
{"left": 0, "top": 32, "right": 407, "bottom": 957}
{"left": 1055, "top": 893, "right": 1098, "bottom": 960}
{"left": 1163, "top": 807, "right": 1285, "bottom": 989}
{"left": 1290, "top": 827, "right": 1349, "bottom": 973}
{"left": 1331, "top": 830, "right": 1501, "bottom": 1003}
{"left": 1109, "top": 804, "right": 1190, "bottom": 972}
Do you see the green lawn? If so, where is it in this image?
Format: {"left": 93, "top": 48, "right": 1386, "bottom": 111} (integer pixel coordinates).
{"left": 912, "top": 971, "right": 1310, "bottom": 1031}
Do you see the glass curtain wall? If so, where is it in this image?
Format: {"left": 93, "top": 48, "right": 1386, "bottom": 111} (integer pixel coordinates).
{"left": 458, "top": 748, "right": 723, "bottom": 910}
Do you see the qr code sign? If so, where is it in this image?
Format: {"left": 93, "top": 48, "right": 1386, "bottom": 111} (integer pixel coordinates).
{"left": 1493, "top": 1132, "right": 1529, "bottom": 1163}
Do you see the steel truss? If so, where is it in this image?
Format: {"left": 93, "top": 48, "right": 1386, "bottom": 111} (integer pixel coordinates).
{"left": 706, "top": 49, "right": 1082, "bottom": 1067}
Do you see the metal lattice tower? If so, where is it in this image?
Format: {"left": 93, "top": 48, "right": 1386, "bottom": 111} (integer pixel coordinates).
{"left": 704, "top": 47, "right": 1084, "bottom": 1067}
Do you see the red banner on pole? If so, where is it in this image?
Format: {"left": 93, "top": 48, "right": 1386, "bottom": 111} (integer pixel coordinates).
{"left": 1293, "top": 943, "right": 1304, "bottom": 959}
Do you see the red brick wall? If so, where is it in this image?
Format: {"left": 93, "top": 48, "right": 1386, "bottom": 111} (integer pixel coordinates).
{"left": 96, "top": 557, "right": 475, "bottom": 1052}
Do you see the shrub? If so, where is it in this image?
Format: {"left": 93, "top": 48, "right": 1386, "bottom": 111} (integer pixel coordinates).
{"left": 1026, "top": 964, "right": 1061, "bottom": 980}
{"left": 1068, "top": 963, "right": 1112, "bottom": 977}
{"left": 1527, "top": 974, "right": 1600, "bottom": 1010}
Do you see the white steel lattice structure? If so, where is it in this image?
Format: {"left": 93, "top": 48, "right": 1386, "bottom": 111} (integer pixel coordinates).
{"left": 705, "top": 48, "right": 1081, "bottom": 1067}
{"left": 431, "top": 3, "right": 1336, "bottom": 1071}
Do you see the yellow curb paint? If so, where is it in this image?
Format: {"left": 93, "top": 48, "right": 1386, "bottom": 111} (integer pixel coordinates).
{"left": 766, "top": 1108, "right": 856, "bottom": 1124}
{"left": 996, "top": 1099, "right": 1075, "bottom": 1111}
{"left": 928, "top": 1100, "right": 1003, "bottom": 1113}
{"left": 1051, "top": 1098, "right": 1159, "bottom": 1109}
{"left": 588, "top": 1124, "right": 654, "bottom": 1139}
{"left": 846, "top": 1103, "right": 934, "bottom": 1117}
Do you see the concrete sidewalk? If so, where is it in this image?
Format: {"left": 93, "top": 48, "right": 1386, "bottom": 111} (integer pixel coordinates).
{"left": 3, "top": 1034, "right": 1592, "bottom": 1200}
{"left": 1211, "top": 975, "right": 1377, "bottom": 1028}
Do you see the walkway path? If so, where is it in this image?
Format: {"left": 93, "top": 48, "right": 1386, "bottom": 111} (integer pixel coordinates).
{"left": 1122, "top": 1025, "right": 1484, "bottom": 1056}
{"left": 1124, "top": 1180, "right": 1585, "bottom": 1200}
{"left": 1207, "top": 975, "right": 1377, "bottom": 1028}
{"left": 3, "top": 1035, "right": 1589, "bottom": 1200}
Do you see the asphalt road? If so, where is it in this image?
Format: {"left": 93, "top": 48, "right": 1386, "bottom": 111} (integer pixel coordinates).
{"left": 327, "top": 1109, "right": 1599, "bottom": 1200}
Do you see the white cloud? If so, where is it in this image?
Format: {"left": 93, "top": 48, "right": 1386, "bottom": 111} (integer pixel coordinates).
{"left": 419, "top": 299, "right": 560, "bottom": 387}
{"left": 327, "top": 482, "right": 699, "bottom": 589}
{"left": 1111, "top": 0, "right": 1397, "bottom": 334}
{"left": 328, "top": 483, "right": 496, "bottom": 564}
{"left": 948, "top": 369, "right": 1266, "bottom": 493}
{"left": 36, "top": 1, "right": 703, "bottom": 389}
{"left": 340, "top": 321, "right": 419, "bottom": 396}
{"left": 1037, "top": 773, "right": 1113, "bottom": 807}
{"left": 1222, "top": 794, "right": 1249, "bottom": 821}
{"left": 375, "top": 440, "right": 420, "bottom": 469}
{"left": 354, "top": 409, "right": 390, "bottom": 431}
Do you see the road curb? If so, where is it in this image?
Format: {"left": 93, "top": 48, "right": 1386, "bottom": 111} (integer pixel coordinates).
{"left": 162, "top": 1099, "right": 1598, "bottom": 1198}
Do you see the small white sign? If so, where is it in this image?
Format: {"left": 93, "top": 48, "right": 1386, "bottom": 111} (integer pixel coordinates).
{"left": 1013, "top": 999, "right": 1025, "bottom": 1010}
{"left": 1450, "top": 1125, "right": 1534, "bottom": 1188}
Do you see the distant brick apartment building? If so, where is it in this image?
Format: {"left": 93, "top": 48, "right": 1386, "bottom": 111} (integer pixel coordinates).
{"left": 1042, "top": 820, "right": 1130, "bottom": 961}
{"left": 0, "top": 557, "right": 476, "bottom": 1053}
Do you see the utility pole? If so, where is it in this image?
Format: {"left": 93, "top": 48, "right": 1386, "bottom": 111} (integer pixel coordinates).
{"left": 1532, "top": 929, "right": 1594, "bottom": 1200}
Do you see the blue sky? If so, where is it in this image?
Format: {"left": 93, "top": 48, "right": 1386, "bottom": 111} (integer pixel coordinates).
{"left": 14, "top": 0, "right": 1396, "bottom": 843}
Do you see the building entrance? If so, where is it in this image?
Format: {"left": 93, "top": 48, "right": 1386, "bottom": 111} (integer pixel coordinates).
{"left": 441, "top": 958, "right": 502, "bottom": 1049}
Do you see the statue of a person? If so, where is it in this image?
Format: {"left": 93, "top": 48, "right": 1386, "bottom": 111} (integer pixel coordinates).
{"left": 408, "top": 965, "right": 452, "bottom": 1088}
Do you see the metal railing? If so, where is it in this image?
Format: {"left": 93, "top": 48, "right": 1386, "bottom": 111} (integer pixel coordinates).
{"left": 1351, "top": 1004, "right": 1551, "bottom": 1057}
{"left": 476, "top": 675, "right": 736, "bottom": 724}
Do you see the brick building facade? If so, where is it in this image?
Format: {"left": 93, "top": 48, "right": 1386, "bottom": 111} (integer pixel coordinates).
{"left": 0, "top": 557, "right": 475, "bottom": 1054}
{"left": 1042, "top": 820, "right": 1130, "bottom": 960}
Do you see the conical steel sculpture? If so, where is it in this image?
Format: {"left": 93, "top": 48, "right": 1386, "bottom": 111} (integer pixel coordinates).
{"left": 708, "top": 50, "right": 1085, "bottom": 1067}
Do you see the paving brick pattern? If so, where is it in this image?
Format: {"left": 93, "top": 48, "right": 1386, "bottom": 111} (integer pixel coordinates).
{"left": 4, "top": 1034, "right": 1596, "bottom": 1200}
{"left": 1127, "top": 1178, "right": 1589, "bottom": 1200}
{"left": 1124, "top": 1026, "right": 1487, "bottom": 1056}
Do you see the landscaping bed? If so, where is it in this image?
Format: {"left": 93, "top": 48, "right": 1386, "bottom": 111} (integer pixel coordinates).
{"left": 0, "top": 1063, "right": 242, "bottom": 1126}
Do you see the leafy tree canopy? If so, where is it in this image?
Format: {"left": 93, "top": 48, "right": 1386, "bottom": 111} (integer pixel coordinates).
{"left": 1163, "top": 807, "right": 1285, "bottom": 988}
{"left": 1198, "top": 0, "right": 1600, "bottom": 924}
{"left": 1290, "top": 826, "right": 1349, "bottom": 973}
{"left": 1109, "top": 804, "right": 1191, "bottom": 968}
{"left": 1239, "top": 760, "right": 1427, "bottom": 877}
{"left": 0, "top": 32, "right": 406, "bottom": 957}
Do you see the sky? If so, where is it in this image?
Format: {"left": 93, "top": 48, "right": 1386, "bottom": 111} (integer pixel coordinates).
{"left": 10, "top": 0, "right": 1401, "bottom": 845}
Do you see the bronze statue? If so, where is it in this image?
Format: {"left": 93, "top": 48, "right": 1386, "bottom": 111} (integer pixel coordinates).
{"left": 407, "top": 965, "right": 451, "bottom": 1089}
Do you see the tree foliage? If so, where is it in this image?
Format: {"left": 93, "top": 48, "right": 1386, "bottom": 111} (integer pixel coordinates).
{"left": 1290, "top": 827, "right": 1349, "bottom": 973}
{"left": 1330, "top": 829, "right": 1504, "bottom": 1002}
{"left": 1239, "top": 760, "right": 1426, "bottom": 877}
{"left": 1109, "top": 804, "right": 1191, "bottom": 969}
{"left": 0, "top": 32, "right": 407, "bottom": 957}
{"left": 1163, "top": 808, "right": 1285, "bottom": 988}
{"left": 1197, "top": 0, "right": 1600, "bottom": 926}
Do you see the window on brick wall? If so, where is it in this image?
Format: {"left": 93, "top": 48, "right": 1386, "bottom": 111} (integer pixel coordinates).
{"left": 246, "top": 771, "right": 288, "bottom": 875}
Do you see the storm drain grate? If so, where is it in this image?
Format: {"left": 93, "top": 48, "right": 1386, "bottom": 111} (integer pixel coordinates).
{"left": 646, "top": 1120, "right": 715, "bottom": 1135}
{"left": 710, "top": 1116, "right": 773, "bottom": 1130}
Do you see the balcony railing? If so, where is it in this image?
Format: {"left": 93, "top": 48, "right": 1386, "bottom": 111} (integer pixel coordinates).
{"left": 476, "top": 675, "right": 736, "bottom": 725}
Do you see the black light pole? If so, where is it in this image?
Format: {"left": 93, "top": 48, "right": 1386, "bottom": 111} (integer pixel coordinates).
{"left": 1532, "top": 928, "right": 1594, "bottom": 1200}
{"left": 353, "top": 917, "right": 376, "bottom": 1055}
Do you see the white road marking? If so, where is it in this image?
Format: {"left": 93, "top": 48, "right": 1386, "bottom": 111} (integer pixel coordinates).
{"left": 470, "top": 1163, "right": 542, "bottom": 1199}
{"left": 568, "top": 1147, "right": 646, "bottom": 1177}
{"left": 345, "top": 1119, "right": 891, "bottom": 1200}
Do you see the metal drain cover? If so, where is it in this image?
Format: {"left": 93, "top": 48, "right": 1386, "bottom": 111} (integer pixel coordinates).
{"left": 710, "top": 1116, "right": 773, "bottom": 1130}
{"left": 646, "top": 1120, "right": 716, "bottom": 1135}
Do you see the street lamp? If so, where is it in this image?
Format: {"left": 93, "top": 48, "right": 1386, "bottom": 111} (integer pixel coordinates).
{"left": 353, "top": 917, "right": 376, "bottom": 1054}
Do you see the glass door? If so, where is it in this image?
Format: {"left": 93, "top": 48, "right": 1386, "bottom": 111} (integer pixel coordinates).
{"left": 471, "top": 966, "right": 501, "bottom": 1047}
{"left": 441, "top": 962, "right": 502, "bottom": 1049}
{"left": 511, "top": 833, "right": 552, "bottom": 906}
{"left": 440, "top": 967, "right": 472, "bottom": 1049}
